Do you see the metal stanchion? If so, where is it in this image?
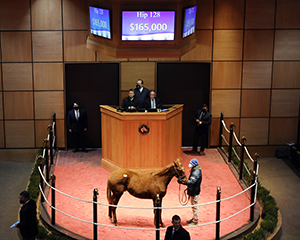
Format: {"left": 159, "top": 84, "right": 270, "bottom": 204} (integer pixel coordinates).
{"left": 239, "top": 137, "right": 246, "bottom": 180}
{"left": 250, "top": 153, "right": 259, "bottom": 221}
{"left": 228, "top": 123, "right": 235, "bottom": 162}
{"left": 219, "top": 111, "right": 224, "bottom": 148}
{"left": 51, "top": 174, "right": 56, "bottom": 225}
{"left": 156, "top": 194, "right": 160, "bottom": 240}
{"left": 216, "top": 187, "right": 221, "bottom": 240}
{"left": 93, "top": 188, "right": 99, "bottom": 240}
{"left": 44, "top": 139, "right": 49, "bottom": 182}
{"left": 39, "top": 156, "right": 45, "bottom": 203}
{"left": 250, "top": 172, "right": 256, "bottom": 222}
{"left": 254, "top": 153, "right": 259, "bottom": 175}
{"left": 52, "top": 112, "right": 57, "bottom": 150}
{"left": 48, "top": 125, "right": 54, "bottom": 165}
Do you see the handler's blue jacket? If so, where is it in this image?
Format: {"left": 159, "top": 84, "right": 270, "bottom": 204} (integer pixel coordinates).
{"left": 185, "top": 165, "right": 202, "bottom": 196}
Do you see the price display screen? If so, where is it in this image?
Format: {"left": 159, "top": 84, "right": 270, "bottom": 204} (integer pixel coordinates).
{"left": 89, "top": 6, "right": 111, "bottom": 39}
{"left": 122, "top": 11, "right": 175, "bottom": 41}
{"left": 182, "top": 6, "right": 197, "bottom": 38}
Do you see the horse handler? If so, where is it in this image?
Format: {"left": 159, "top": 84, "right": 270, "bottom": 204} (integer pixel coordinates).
{"left": 178, "top": 158, "right": 202, "bottom": 226}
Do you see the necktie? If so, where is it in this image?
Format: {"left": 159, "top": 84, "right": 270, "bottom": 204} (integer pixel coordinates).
{"left": 151, "top": 99, "right": 155, "bottom": 108}
{"left": 172, "top": 228, "right": 177, "bottom": 237}
{"left": 199, "top": 112, "right": 204, "bottom": 120}
{"left": 75, "top": 110, "right": 79, "bottom": 120}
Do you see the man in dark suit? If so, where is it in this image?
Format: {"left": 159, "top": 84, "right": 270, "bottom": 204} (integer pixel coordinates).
{"left": 67, "top": 102, "right": 88, "bottom": 152}
{"left": 144, "top": 90, "right": 163, "bottom": 110}
{"left": 164, "top": 215, "right": 190, "bottom": 240}
{"left": 17, "top": 191, "right": 38, "bottom": 240}
{"left": 192, "top": 104, "right": 212, "bottom": 155}
{"left": 134, "top": 79, "right": 150, "bottom": 109}
{"left": 121, "top": 89, "right": 139, "bottom": 110}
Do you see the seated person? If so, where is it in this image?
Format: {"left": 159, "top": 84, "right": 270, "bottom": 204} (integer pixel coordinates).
{"left": 144, "top": 90, "right": 163, "bottom": 110}
{"left": 121, "top": 89, "right": 139, "bottom": 111}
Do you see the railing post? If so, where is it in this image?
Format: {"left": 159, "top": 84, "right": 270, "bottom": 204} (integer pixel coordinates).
{"left": 239, "top": 137, "right": 246, "bottom": 180}
{"left": 93, "top": 188, "right": 99, "bottom": 240}
{"left": 250, "top": 171, "right": 256, "bottom": 222}
{"left": 39, "top": 156, "right": 45, "bottom": 203}
{"left": 44, "top": 139, "right": 49, "bottom": 182}
{"left": 254, "top": 153, "right": 259, "bottom": 175}
{"left": 51, "top": 174, "right": 56, "bottom": 225}
{"left": 219, "top": 111, "right": 224, "bottom": 148}
{"left": 216, "top": 187, "right": 221, "bottom": 240}
{"left": 155, "top": 194, "right": 160, "bottom": 240}
{"left": 52, "top": 112, "right": 57, "bottom": 150}
{"left": 48, "top": 125, "right": 54, "bottom": 165}
{"left": 228, "top": 123, "right": 235, "bottom": 162}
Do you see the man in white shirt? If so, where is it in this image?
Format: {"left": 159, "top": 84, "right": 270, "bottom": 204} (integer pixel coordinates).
{"left": 144, "top": 90, "right": 163, "bottom": 110}
{"left": 134, "top": 79, "right": 150, "bottom": 109}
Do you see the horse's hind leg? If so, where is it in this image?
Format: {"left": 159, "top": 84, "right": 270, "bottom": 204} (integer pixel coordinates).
{"left": 111, "top": 192, "right": 123, "bottom": 226}
{"left": 108, "top": 206, "right": 112, "bottom": 219}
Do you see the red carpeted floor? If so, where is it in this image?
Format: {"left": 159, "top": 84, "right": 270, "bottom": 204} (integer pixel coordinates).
{"left": 47, "top": 148, "right": 251, "bottom": 240}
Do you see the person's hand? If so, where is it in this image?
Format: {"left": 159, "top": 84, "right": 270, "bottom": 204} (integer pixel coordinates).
{"left": 69, "top": 129, "right": 72, "bottom": 133}
{"left": 196, "top": 119, "right": 200, "bottom": 123}
{"left": 178, "top": 179, "right": 187, "bottom": 184}
{"left": 84, "top": 128, "right": 87, "bottom": 131}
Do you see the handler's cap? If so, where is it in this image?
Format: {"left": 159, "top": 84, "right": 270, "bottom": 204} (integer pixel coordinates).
{"left": 190, "top": 158, "right": 199, "bottom": 167}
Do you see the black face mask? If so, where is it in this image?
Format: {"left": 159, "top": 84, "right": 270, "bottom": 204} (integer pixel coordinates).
{"left": 202, "top": 109, "right": 207, "bottom": 113}
{"left": 19, "top": 200, "right": 26, "bottom": 204}
{"left": 136, "top": 84, "right": 141, "bottom": 89}
{"left": 74, "top": 107, "right": 79, "bottom": 110}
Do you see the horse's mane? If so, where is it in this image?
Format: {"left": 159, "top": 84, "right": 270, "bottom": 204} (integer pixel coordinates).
{"left": 152, "top": 161, "right": 175, "bottom": 177}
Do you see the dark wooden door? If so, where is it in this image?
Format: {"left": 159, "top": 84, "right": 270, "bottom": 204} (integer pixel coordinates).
{"left": 65, "top": 63, "right": 119, "bottom": 148}
{"left": 157, "top": 62, "right": 210, "bottom": 146}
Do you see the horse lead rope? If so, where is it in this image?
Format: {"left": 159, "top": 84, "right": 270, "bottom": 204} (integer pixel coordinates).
{"left": 179, "top": 184, "right": 190, "bottom": 205}
{"left": 173, "top": 164, "right": 190, "bottom": 205}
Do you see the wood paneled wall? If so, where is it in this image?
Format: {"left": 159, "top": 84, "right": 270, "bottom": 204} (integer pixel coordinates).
{"left": 0, "top": 0, "right": 299, "bottom": 156}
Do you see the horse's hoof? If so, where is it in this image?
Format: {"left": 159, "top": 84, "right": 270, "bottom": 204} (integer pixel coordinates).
{"left": 115, "top": 223, "right": 119, "bottom": 227}
{"left": 161, "top": 223, "right": 165, "bottom": 228}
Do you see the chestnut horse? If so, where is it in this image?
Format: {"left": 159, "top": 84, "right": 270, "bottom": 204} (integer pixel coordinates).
{"left": 106, "top": 158, "right": 187, "bottom": 227}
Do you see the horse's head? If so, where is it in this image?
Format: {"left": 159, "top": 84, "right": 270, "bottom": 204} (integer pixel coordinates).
{"left": 173, "top": 158, "right": 187, "bottom": 182}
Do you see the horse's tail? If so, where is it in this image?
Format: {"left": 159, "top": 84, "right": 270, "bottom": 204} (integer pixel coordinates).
{"left": 107, "top": 180, "right": 113, "bottom": 219}
{"left": 107, "top": 181, "right": 112, "bottom": 203}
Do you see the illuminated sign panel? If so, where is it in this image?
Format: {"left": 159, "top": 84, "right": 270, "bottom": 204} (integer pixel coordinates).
{"left": 122, "top": 11, "right": 175, "bottom": 41}
{"left": 89, "top": 6, "right": 111, "bottom": 39}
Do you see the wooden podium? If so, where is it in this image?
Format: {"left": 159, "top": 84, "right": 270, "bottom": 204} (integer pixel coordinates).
{"left": 100, "top": 105, "right": 183, "bottom": 172}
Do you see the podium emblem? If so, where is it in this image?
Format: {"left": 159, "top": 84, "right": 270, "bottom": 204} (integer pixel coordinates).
{"left": 138, "top": 124, "right": 150, "bottom": 135}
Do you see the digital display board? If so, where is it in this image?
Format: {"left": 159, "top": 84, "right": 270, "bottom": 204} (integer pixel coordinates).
{"left": 122, "top": 11, "right": 175, "bottom": 41}
{"left": 182, "top": 6, "right": 197, "bottom": 38}
{"left": 89, "top": 6, "right": 111, "bottom": 39}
